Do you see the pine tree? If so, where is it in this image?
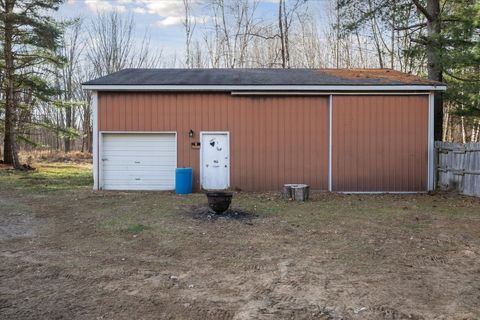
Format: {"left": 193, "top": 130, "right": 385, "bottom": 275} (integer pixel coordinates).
{"left": 337, "top": 0, "right": 480, "bottom": 141}
{"left": 0, "top": 0, "right": 64, "bottom": 168}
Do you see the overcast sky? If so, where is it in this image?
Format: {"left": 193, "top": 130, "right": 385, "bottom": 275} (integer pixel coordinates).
{"left": 57, "top": 0, "right": 331, "bottom": 61}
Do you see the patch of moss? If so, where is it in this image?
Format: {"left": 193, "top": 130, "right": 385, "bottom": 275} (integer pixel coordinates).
{"left": 0, "top": 163, "right": 92, "bottom": 192}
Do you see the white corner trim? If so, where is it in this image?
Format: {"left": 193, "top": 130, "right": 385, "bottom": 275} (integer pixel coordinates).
{"left": 427, "top": 93, "right": 435, "bottom": 191}
{"left": 82, "top": 84, "right": 447, "bottom": 92}
{"left": 328, "top": 95, "right": 333, "bottom": 192}
{"left": 92, "top": 91, "right": 99, "bottom": 190}
{"left": 337, "top": 191, "right": 427, "bottom": 194}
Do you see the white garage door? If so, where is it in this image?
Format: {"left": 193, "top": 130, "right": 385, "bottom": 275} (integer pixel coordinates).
{"left": 101, "top": 133, "right": 176, "bottom": 190}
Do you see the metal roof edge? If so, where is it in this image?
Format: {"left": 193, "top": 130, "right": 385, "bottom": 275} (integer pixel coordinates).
{"left": 82, "top": 84, "right": 447, "bottom": 92}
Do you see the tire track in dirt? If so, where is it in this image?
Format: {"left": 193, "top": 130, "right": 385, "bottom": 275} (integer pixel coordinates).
{"left": 233, "top": 259, "right": 338, "bottom": 320}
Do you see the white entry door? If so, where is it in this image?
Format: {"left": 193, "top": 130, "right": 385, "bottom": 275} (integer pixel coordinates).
{"left": 101, "top": 133, "right": 176, "bottom": 190}
{"left": 201, "top": 132, "right": 230, "bottom": 190}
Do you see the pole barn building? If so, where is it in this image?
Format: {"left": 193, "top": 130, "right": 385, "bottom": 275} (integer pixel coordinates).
{"left": 83, "top": 69, "right": 446, "bottom": 192}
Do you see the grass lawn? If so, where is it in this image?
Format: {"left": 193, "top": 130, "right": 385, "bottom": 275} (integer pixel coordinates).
{"left": 1, "top": 163, "right": 480, "bottom": 319}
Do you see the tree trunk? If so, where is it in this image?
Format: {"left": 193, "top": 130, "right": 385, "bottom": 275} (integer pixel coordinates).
{"left": 2, "top": 0, "right": 20, "bottom": 168}
{"left": 64, "top": 106, "right": 72, "bottom": 152}
{"left": 278, "top": 0, "right": 286, "bottom": 68}
{"left": 425, "top": 0, "right": 443, "bottom": 141}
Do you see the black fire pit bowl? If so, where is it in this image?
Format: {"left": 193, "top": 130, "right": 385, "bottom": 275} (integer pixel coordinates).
{"left": 206, "top": 191, "right": 233, "bottom": 213}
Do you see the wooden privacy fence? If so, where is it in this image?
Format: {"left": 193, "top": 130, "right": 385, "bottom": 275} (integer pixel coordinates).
{"left": 436, "top": 141, "right": 480, "bottom": 196}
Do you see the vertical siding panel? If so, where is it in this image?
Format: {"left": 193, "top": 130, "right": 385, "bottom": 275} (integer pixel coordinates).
{"left": 252, "top": 98, "right": 259, "bottom": 191}
{"left": 108, "top": 94, "right": 115, "bottom": 130}
{"left": 109, "top": 94, "right": 116, "bottom": 130}
{"left": 135, "top": 93, "right": 141, "bottom": 130}
{"left": 103, "top": 94, "right": 110, "bottom": 130}
{"left": 418, "top": 96, "right": 427, "bottom": 190}
{"left": 261, "top": 98, "right": 268, "bottom": 190}
{"left": 341, "top": 97, "right": 348, "bottom": 191}
{"left": 185, "top": 94, "right": 192, "bottom": 168}
{"left": 247, "top": 98, "right": 255, "bottom": 191}
{"left": 339, "top": 96, "right": 345, "bottom": 191}
{"left": 299, "top": 98, "right": 305, "bottom": 184}
{"left": 263, "top": 98, "right": 270, "bottom": 189}
{"left": 406, "top": 97, "right": 413, "bottom": 190}
{"left": 360, "top": 96, "right": 367, "bottom": 191}
{"left": 99, "top": 93, "right": 331, "bottom": 191}
{"left": 176, "top": 94, "right": 183, "bottom": 168}
{"left": 305, "top": 99, "right": 312, "bottom": 187}
{"left": 178, "top": 94, "right": 184, "bottom": 168}
{"left": 245, "top": 96, "right": 252, "bottom": 191}
{"left": 163, "top": 95, "right": 171, "bottom": 157}
{"left": 228, "top": 95, "right": 234, "bottom": 188}
{"left": 110, "top": 94, "right": 116, "bottom": 131}
{"left": 320, "top": 98, "right": 327, "bottom": 189}
{"left": 308, "top": 99, "right": 314, "bottom": 187}
{"left": 99, "top": 94, "right": 106, "bottom": 130}
{"left": 371, "top": 97, "right": 377, "bottom": 191}
{"left": 382, "top": 96, "right": 389, "bottom": 191}
{"left": 226, "top": 95, "right": 234, "bottom": 187}
{"left": 331, "top": 96, "right": 337, "bottom": 190}
{"left": 278, "top": 98, "right": 285, "bottom": 188}
{"left": 401, "top": 96, "right": 408, "bottom": 190}
{"left": 124, "top": 94, "right": 132, "bottom": 131}
{"left": 271, "top": 97, "right": 279, "bottom": 189}
{"left": 297, "top": 98, "right": 303, "bottom": 183}
{"left": 149, "top": 93, "right": 154, "bottom": 130}
{"left": 120, "top": 94, "right": 127, "bottom": 130}
{"left": 184, "top": 93, "right": 191, "bottom": 170}
{"left": 411, "top": 97, "right": 417, "bottom": 190}
{"left": 288, "top": 98, "right": 295, "bottom": 183}
{"left": 341, "top": 97, "right": 349, "bottom": 191}
{"left": 234, "top": 96, "right": 242, "bottom": 190}
{"left": 284, "top": 98, "right": 291, "bottom": 184}
{"left": 130, "top": 93, "right": 136, "bottom": 130}
{"left": 333, "top": 95, "right": 428, "bottom": 192}
{"left": 151, "top": 93, "right": 158, "bottom": 130}
{"left": 415, "top": 97, "right": 420, "bottom": 190}
{"left": 382, "top": 96, "right": 388, "bottom": 190}
{"left": 254, "top": 98, "right": 261, "bottom": 191}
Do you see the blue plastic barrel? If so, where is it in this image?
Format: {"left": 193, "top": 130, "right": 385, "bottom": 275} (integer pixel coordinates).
{"left": 175, "top": 168, "right": 193, "bottom": 194}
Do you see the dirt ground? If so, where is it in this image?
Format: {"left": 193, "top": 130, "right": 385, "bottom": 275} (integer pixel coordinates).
{"left": 1, "top": 164, "right": 480, "bottom": 319}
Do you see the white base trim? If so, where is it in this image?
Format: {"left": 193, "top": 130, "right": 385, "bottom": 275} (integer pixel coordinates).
{"left": 336, "top": 191, "right": 428, "bottom": 194}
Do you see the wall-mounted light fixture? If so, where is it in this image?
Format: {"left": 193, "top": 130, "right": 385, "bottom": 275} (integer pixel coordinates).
{"left": 189, "top": 129, "right": 194, "bottom": 138}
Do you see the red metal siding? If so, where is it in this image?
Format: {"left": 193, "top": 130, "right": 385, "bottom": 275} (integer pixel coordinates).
{"left": 332, "top": 95, "right": 429, "bottom": 192}
{"left": 98, "top": 92, "right": 329, "bottom": 191}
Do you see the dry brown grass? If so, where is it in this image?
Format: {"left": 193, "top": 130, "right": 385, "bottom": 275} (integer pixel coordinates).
{"left": 18, "top": 150, "right": 92, "bottom": 165}
{"left": 1, "top": 164, "right": 480, "bottom": 319}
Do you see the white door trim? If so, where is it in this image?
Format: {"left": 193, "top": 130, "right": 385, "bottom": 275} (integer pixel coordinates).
{"left": 200, "top": 131, "right": 230, "bottom": 190}
{"left": 98, "top": 131, "right": 177, "bottom": 190}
